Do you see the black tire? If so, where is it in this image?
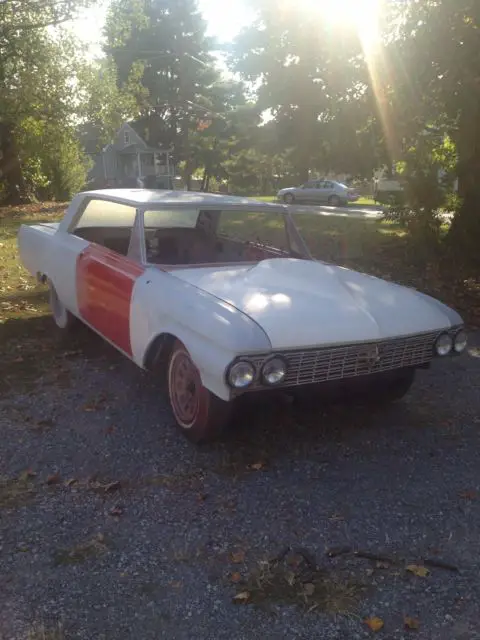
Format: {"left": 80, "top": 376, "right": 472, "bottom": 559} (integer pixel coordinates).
{"left": 48, "top": 282, "right": 78, "bottom": 332}
{"left": 328, "top": 195, "right": 341, "bottom": 207}
{"left": 167, "top": 340, "right": 231, "bottom": 443}
{"left": 283, "top": 193, "right": 295, "bottom": 204}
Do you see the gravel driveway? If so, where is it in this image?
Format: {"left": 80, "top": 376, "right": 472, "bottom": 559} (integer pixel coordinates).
{"left": 1, "top": 325, "right": 479, "bottom": 640}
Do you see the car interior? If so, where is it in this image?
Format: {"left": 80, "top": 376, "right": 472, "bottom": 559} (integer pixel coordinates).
{"left": 73, "top": 204, "right": 297, "bottom": 266}
{"left": 73, "top": 225, "right": 290, "bottom": 264}
{"left": 144, "top": 227, "right": 290, "bottom": 265}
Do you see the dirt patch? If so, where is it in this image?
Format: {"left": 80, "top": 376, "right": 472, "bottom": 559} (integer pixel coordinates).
{"left": 232, "top": 548, "right": 365, "bottom": 614}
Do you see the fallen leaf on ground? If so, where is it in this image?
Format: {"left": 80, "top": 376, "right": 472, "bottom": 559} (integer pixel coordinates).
{"left": 231, "top": 549, "right": 246, "bottom": 564}
{"left": 230, "top": 572, "right": 242, "bottom": 583}
{"left": 170, "top": 580, "right": 182, "bottom": 589}
{"left": 404, "top": 616, "right": 420, "bottom": 630}
{"left": 65, "top": 478, "right": 77, "bottom": 487}
{"left": 329, "top": 513, "right": 345, "bottom": 522}
{"left": 103, "top": 481, "right": 121, "bottom": 493}
{"left": 364, "top": 616, "right": 384, "bottom": 632}
{"left": 459, "top": 489, "right": 477, "bottom": 500}
{"left": 46, "top": 472, "right": 61, "bottom": 485}
{"left": 233, "top": 591, "right": 250, "bottom": 603}
{"left": 376, "top": 561, "right": 390, "bottom": 569}
{"left": 109, "top": 505, "right": 124, "bottom": 517}
{"left": 20, "top": 469, "right": 36, "bottom": 480}
{"left": 248, "top": 462, "right": 265, "bottom": 471}
{"left": 285, "top": 571, "right": 296, "bottom": 586}
{"left": 303, "top": 582, "right": 315, "bottom": 596}
{"left": 406, "top": 564, "right": 430, "bottom": 578}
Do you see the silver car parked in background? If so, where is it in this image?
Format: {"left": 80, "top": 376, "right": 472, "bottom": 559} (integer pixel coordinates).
{"left": 277, "top": 180, "right": 359, "bottom": 206}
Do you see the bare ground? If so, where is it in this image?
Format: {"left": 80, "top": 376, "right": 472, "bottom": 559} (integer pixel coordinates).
{"left": 0, "top": 319, "right": 479, "bottom": 640}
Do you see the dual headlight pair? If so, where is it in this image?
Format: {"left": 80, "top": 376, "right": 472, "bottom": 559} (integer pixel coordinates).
{"left": 227, "top": 356, "right": 287, "bottom": 389}
{"left": 435, "top": 329, "right": 467, "bottom": 356}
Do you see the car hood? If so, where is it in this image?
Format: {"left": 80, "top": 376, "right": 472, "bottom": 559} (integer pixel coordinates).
{"left": 170, "top": 259, "right": 459, "bottom": 350}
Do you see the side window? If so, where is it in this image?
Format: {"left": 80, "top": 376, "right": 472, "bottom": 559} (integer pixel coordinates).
{"left": 316, "top": 181, "right": 325, "bottom": 189}
{"left": 70, "top": 199, "right": 137, "bottom": 256}
{"left": 302, "top": 181, "right": 314, "bottom": 188}
{"left": 324, "top": 181, "right": 334, "bottom": 188}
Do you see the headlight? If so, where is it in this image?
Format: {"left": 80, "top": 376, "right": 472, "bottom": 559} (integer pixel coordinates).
{"left": 227, "top": 360, "right": 255, "bottom": 388}
{"left": 454, "top": 328, "right": 468, "bottom": 353}
{"left": 261, "top": 356, "right": 287, "bottom": 385}
{"left": 435, "top": 332, "right": 453, "bottom": 356}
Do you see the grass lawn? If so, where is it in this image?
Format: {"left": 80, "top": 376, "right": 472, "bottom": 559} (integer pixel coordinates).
{"left": 251, "top": 195, "right": 378, "bottom": 206}
{"left": 0, "top": 201, "right": 478, "bottom": 395}
{"left": 0, "top": 203, "right": 71, "bottom": 394}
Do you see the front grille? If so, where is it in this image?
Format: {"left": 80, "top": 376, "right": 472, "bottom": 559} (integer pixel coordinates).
{"left": 249, "top": 331, "right": 440, "bottom": 389}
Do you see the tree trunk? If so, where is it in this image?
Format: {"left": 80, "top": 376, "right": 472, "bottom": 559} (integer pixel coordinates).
{"left": 200, "top": 166, "right": 207, "bottom": 191}
{"left": 447, "top": 97, "right": 480, "bottom": 261}
{"left": 295, "top": 106, "right": 316, "bottom": 183}
{"left": 448, "top": 160, "right": 480, "bottom": 260}
{"left": 0, "top": 122, "right": 29, "bottom": 204}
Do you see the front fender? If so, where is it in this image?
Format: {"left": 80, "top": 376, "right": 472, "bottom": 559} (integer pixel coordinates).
{"left": 129, "top": 269, "right": 272, "bottom": 401}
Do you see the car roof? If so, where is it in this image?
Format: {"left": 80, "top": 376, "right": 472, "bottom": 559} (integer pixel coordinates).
{"left": 80, "top": 189, "right": 287, "bottom": 211}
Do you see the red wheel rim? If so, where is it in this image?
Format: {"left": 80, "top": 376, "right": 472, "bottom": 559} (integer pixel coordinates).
{"left": 169, "top": 350, "right": 201, "bottom": 428}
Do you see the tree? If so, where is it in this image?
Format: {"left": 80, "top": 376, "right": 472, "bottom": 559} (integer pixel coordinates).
{"left": 377, "top": 0, "right": 480, "bottom": 257}
{"left": 229, "top": 0, "right": 370, "bottom": 182}
{"left": 105, "top": 0, "right": 220, "bottom": 188}
{"left": 0, "top": 31, "right": 91, "bottom": 201}
{"left": 0, "top": 0, "right": 94, "bottom": 202}
{"left": 77, "top": 58, "right": 140, "bottom": 152}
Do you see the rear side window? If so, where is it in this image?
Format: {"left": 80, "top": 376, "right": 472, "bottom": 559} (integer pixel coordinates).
{"left": 72, "top": 199, "right": 137, "bottom": 230}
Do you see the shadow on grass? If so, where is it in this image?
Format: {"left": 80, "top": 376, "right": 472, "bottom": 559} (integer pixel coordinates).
{"left": 0, "top": 313, "right": 117, "bottom": 396}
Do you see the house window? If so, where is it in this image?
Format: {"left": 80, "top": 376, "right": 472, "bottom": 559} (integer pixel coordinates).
{"left": 124, "top": 130, "right": 130, "bottom": 145}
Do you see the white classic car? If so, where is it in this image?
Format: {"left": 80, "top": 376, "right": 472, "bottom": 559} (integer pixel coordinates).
{"left": 18, "top": 190, "right": 467, "bottom": 443}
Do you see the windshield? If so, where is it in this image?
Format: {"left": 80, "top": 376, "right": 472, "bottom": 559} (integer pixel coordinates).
{"left": 142, "top": 207, "right": 311, "bottom": 266}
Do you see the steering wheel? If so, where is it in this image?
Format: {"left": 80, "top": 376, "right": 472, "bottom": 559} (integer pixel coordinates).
{"left": 244, "top": 243, "right": 264, "bottom": 261}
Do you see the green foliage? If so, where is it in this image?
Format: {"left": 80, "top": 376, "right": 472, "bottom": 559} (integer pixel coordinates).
{"left": 228, "top": 0, "right": 378, "bottom": 181}
{"left": 77, "top": 59, "right": 140, "bottom": 152}
{"left": 105, "top": 0, "right": 220, "bottom": 185}
{"left": 0, "top": 10, "right": 94, "bottom": 202}
{"left": 16, "top": 116, "right": 90, "bottom": 200}
{"left": 380, "top": 0, "right": 480, "bottom": 256}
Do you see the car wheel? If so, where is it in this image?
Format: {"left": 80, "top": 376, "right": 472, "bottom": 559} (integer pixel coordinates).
{"left": 283, "top": 193, "right": 295, "bottom": 204}
{"left": 167, "top": 340, "right": 231, "bottom": 443}
{"left": 48, "top": 282, "right": 77, "bottom": 331}
{"left": 328, "top": 195, "right": 341, "bottom": 207}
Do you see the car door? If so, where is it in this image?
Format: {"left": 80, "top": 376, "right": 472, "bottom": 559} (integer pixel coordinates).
{"left": 298, "top": 181, "right": 317, "bottom": 203}
{"left": 311, "top": 181, "right": 327, "bottom": 203}
{"left": 73, "top": 200, "right": 145, "bottom": 357}
{"left": 323, "top": 181, "right": 337, "bottom": 202}
{"left": 77, "top": 244, "right": 144, "bottom": 356}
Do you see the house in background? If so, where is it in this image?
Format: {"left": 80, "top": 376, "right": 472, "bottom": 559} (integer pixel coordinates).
{"left": 84, "top": 123, "right": 175, "bottom": 189}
